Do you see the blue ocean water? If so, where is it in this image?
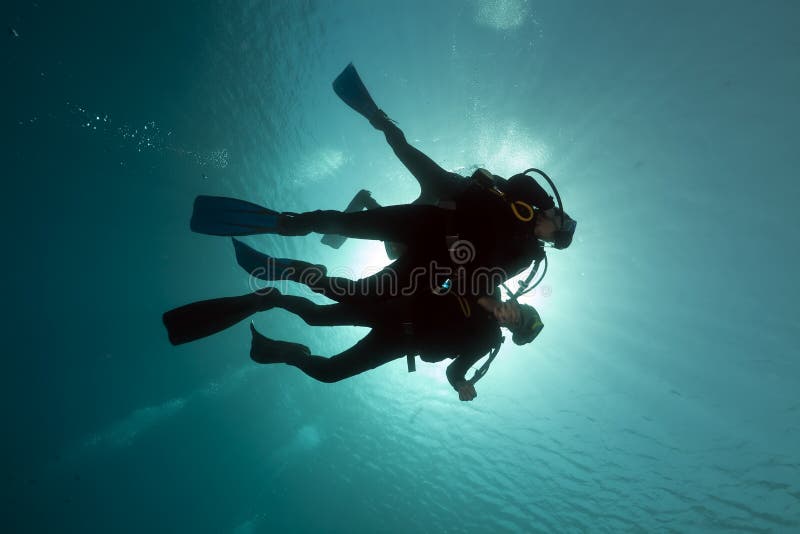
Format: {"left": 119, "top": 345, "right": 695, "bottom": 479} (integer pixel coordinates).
{"left": 3, "top": 0, "right": 799, "bottom": 532}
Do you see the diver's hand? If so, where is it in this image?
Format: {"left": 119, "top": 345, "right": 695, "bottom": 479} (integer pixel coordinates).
{"left": 457, "top": 382, "right": 477, "bottom": 402}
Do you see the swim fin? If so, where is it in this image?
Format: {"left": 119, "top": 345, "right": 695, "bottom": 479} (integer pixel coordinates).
{"left": 249, "top": 322, "right": 310, "bottom": 364}
{"left": 232, "top": 238, "right": 327, "bottom": 281}
{"left": 321, "top": 189, "right": 379, "bottom": 249}
{"left": 332, "top": 63, "right": 380, "bottom": 121}
{"left": 190, "top": 195, "right": 281, "bottom": 236}
{"left": 162, "top": 290, "right": 280, "bottom": 346}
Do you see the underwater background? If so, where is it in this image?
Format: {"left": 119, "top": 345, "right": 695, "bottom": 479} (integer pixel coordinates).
{"left": 4, "top": 0, "right": 799, "bottom": 532}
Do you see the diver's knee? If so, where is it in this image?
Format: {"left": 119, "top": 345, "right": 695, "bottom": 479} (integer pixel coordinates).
{"left": 317, "top": 365, "right": 355, "bottom": 383}
{"left": 319, "top": 372, "right": 347, "bottom": 384}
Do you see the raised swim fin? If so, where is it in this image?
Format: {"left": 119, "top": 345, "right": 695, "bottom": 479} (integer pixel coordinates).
{"left": 190, "top": 195, "right": 281, "bottom": 236}
{"left": 332, "top": 63, "right": 380, "bottom": 121}
{"left": 321, "top": 189, "right": 379, "bottom": 249}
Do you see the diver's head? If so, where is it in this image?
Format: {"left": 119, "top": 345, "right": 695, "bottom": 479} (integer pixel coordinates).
{"left": 552, "top": 208, "right": 577, "bottom": 249}
{"left": 535, "top": 208, "right": 576, "bottom": 249}
{"left": 504, "top": 168, "right": 576, "bottom": 250}
{"left": 492, "top": 301, "right": 544, "bottom": 345}
{"left": 498, "top": 173, "right": 545, "bottom": 207}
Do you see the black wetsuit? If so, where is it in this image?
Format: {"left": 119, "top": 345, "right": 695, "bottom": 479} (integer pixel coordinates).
{"left": 270, "top": 291, "right": 502, "bottom": 389}
{"left": 293, "top": 193, "right": 544, "bottom": 298}
{"left": 292, "top": 122, "right": 553, "bottom": 300}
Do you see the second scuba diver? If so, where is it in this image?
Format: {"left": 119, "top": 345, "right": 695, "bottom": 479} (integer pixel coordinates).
{"left": 162, "top": 247, "right": 544, "bottom": 401}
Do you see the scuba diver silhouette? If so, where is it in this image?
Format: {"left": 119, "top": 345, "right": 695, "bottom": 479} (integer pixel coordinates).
{"left": 190, "top": 64, "right": 576, "bottom": 300}
{"left": 162, "top": 261, "right": 544, "bottom": 401}
{"left": 165, "top": 63, "right": 575, "bottom": 398}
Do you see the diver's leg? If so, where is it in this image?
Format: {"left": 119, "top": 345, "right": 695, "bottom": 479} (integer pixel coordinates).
{"left": 232, "top": 238, "right": 327, "bottom": 283}
{"left": 283, "top": 204, "right": 447, "bottom": 245}
{"left": 320, "top": 189, "right": 381, "bottom": 249}
{"left": 354, "top": 190, "right": 407, "bottom": 260}
{"left": 270, "top": 290, "right": 416, "bottom": 325}
{"left": 276, "top": 329, "right": 403, "bottom": 383}
{"left": 237, "top": 246, "right": 404, "bottom": 304}
{"left": 162, "top": 291, "right": 275, "bottom": 346}
{"left": 302, "top": 266, "right": 402, "bottom": 303}
{"left": 264, "top": 266, "right": 372, "bottom": 304}
{"left": 303, "top": 255, "right": 426, "bottom": 303}
{"left": 269, "top": 293, "right": 372, "bottom": 327}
